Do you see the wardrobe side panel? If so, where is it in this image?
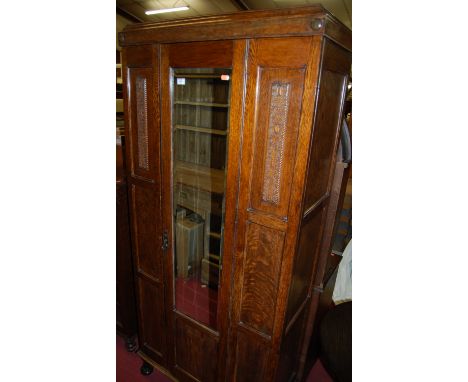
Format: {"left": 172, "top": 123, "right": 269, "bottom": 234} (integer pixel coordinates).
{"left": 280, "top": 38, "right": 351, "bottom": 381}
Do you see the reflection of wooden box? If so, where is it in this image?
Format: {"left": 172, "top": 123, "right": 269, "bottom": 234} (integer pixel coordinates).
{"left": 201, "top": 258, "right": 220, "bottom": 286}
{"left": 176, "top": 217, "right": 204, "bottom": 279}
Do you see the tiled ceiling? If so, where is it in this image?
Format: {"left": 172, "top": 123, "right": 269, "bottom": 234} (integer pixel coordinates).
{"left": 116, "top": 0, "right": 351, "bottom": 28}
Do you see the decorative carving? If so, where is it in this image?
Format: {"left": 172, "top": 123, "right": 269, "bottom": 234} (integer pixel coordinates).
{"left": 310, "top": 18, "right": 324, "bottom": 31}
{"left": 262, "top": 82, "right": 290, "bottom": 204}
{"left": 136, "top": 76, "right": 149, "bottom": 170}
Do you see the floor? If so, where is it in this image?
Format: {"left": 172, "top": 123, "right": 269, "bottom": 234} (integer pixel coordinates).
{"left": 117, "top": 335, "right": 333, "bottom": 382}
{"left": 174, "top": 277, "right": 219, "bottom": 330}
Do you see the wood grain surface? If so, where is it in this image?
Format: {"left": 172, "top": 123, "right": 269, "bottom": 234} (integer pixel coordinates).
{"left": 120, "top": 7, "right": 351, "bottom": 382}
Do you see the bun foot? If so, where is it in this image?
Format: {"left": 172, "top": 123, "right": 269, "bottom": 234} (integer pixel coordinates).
{"left": 125, "top": 336, "right": 137, "bottom": 352}
{"left": 140, "top": 361, "right": 153, "bottom": 376}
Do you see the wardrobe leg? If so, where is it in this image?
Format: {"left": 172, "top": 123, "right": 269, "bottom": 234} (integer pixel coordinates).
{"left": 140, "top": 361, "right": 154, "bottom": 376}
{"left": 125, "top": 336, "right": 137, "bottom": 352}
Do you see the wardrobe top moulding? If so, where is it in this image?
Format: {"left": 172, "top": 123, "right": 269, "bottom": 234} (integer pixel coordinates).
{"left": 118, "top": 5, "right": 351, "bottom": 52}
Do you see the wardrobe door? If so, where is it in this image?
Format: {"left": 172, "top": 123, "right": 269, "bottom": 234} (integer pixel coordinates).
{"left": 122, "top": 44, "right": 167, "bottom": 365}
{"left": 160, "top": 40, "right": 246, "bottom": 382}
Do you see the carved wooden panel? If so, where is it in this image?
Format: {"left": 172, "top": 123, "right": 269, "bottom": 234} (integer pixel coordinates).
{"left": 135, "top": 76, "right": 149, "bottom": 170}
{"left": 129, "top": 66, "right": 159, "bottom": 181}
{"left": 239, "top": 222, "right": 285, "bottom": 335}
{"left": 175, "top": 315, "right": 218, "bottom": 382}
{"left": 303, "top": 69, "right": 347, "bottom": 209}
{"left": 262, "top": 82, "right": 290, "bottom": 204}
{"left": 137, "top": 277, "right": 166, "bottom": 361}
{"left": 131, "top": 183, "right": 162, "bottom": 281}
{"left": 234, "top": 329, "right": 270, "bottom": 382}
{"left": 249, "top": 67, "right": 305, "bottom": 219}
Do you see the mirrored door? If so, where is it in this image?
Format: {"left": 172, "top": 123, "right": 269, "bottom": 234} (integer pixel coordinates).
{"left": 171, "top": 68, "right": 232, "bottom": 330}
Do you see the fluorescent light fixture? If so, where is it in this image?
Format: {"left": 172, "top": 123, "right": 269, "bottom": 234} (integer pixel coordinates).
{"left": 145, "top": 6, "right": 189, "bottom": 15}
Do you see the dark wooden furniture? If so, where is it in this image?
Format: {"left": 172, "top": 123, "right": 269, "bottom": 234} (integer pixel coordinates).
{"left": 119, "top": 5, "right": 351, "bottom": 381}
{"left": 319, "top": 301, "right": 352, "bottom": 382}
{"left": 303, "top": 114, "right": 353, "bottom": 374}
{"left": 116, "top": 134, "right": 138, "bottom": 351}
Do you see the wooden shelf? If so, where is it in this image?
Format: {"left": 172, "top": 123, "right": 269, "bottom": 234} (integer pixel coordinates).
{"left": 206, "top": 256, "right": 221, "bottom": 266}
{"left": 174, "top": 161, "right": 225, "bottom": 194}
{"left": 209, "top": 232, "right": 221, "bottom": 239}
{"left": 174, "top": 74, "right": 229, "bottom": 79}
{"left": 174, "top": 125, "right": 228, "bottom": 136}
{"left": 174, "top": 101, "right": 229, "bottom": 108}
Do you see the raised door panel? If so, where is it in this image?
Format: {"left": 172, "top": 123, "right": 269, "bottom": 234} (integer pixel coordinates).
{"left": 275, "top": 305, "right": 308, "bottom": 382}
{"left": 249, "top": 68, "right": 305, "bottom": 219}
{"left": 239, "top": 222, "right": 285, "bottom": 336}
{"left": 244, "top": 38, "right": 312, "bottom": 222}
{"left": 131, "top": 183, "right": 163, "bottom": 282}
{"left": 234, "top": 330, "right": 270, "bottom": 382}
{"left": 137, "top": 277, "right": 166, "bottom": 363}
{"left": 285, "top": 206, "right": 325, "bottom": 324}
{"left": 303, "top": 39, "right": 350, "bottom": 210}
{"left": 174, "top": 315, "right": 218, "bottom": 382}
{"left": 303, "top": 69, "right": 346, "bottom": 208}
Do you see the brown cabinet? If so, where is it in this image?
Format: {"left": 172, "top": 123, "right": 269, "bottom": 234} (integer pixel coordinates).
{"left": 119, "top": 5, "right": 351, "bottom": 382}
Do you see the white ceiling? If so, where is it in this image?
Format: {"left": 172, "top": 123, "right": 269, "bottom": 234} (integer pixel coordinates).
{"left": 117, "top": 0, "right": 351, "bottom": 28}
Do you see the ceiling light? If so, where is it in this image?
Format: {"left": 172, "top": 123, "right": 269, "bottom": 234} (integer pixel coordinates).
{"left": 145, "top": 6, "right": 189, "bottom": 15}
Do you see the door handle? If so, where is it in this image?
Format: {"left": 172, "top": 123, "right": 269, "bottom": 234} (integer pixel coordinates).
{"left": 162, "top": 231, "right": 169, "bottom": 251}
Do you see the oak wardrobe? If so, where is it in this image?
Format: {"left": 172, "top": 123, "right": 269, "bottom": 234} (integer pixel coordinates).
{"left": 119, "top": 5, "right": 351, "bottom": 382}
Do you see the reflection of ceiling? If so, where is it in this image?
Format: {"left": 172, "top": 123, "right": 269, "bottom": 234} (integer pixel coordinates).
{"left": 116, "top": 0, "right": 352, "bottom": 28}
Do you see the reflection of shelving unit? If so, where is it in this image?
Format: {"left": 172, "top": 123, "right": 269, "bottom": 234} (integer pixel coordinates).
{"left": 174, "top": 101, "right": 229, "bottom": 108}
{"left": 173, "top": 69, "right": 230, "bottom": 290}
{"left": 174, "top": 125, "right": 228, "bottom": 136}
{"left": 116, "top": 51, "right": 123, "bottom": 114}
{"left": 174, "top": 161, "right": 225, "bottom": 194}
{"left": 174, "top": 74, "right": 227, "bottom": 79}
{"left": 174, "top": 159, "right": 225, "bottom": 285}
